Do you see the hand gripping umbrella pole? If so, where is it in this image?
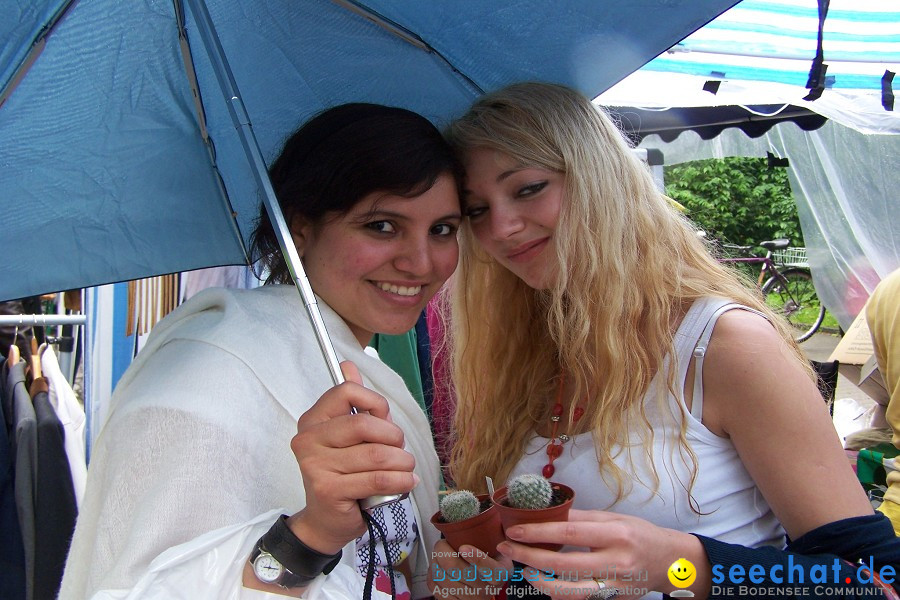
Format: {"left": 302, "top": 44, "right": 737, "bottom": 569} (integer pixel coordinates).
{"left": 182, "top": 0, "right": 405, "bottom": 511}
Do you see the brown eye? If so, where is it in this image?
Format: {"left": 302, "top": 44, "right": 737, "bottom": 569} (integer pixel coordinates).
{"left": 431, "top": 224, "right": 455, "bottom": 236}
{"left": 366, "top": 221, "right": 395, "bottom": 233}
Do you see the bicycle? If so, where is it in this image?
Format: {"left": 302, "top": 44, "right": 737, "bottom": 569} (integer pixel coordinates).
{"left": 717, "top": 238, "right": 826, "bottom": 343}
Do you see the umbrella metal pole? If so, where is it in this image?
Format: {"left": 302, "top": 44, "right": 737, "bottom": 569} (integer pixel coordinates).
{"left": 183, "top": 0, "right": 404, "bottom": 511}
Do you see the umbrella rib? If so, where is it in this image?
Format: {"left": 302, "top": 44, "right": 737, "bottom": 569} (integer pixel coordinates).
{"left": 173, "top": 0, "right": 250, "bottom": 266}
{"left": 0, "top": 0, "right": 80, "bottom": 109}
{"left": 183, "top": 0, "right": 346, "bottom": 387}
{"left": 330, "top": 0, "right": 484, "bottom": 96}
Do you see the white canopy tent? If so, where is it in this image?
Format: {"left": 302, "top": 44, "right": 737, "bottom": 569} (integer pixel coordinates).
{"left": 597, "top": 0, "right": 900, "bottom": 329}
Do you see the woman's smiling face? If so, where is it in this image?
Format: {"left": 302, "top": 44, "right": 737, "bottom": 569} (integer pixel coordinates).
{"left": 294, "top": 173, "right": 461, "bottom": 346}
{"left": 462, "top": 147, "right": 565, "bottom": 290}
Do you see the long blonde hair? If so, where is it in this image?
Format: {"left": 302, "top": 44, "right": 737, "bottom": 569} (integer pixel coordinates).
{"left": 443, "top": 82, "right": 811, "bottom": 500}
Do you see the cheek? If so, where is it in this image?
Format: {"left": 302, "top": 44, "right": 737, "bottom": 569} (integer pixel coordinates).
{"left": 434, "top": 244, "right": 460, "bottom": 279}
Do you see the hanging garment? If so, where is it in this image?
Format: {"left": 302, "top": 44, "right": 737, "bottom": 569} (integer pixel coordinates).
{"left": 31, "top": 381, "right": 77, "bottom": 600}
{"left": 40, "top": 345, "right": 86, "bottom": 507}
{"left": 2, "top": 360, "right": 13, "bottom": 432}
{"left": 369, "top": 327, "right": 427, "bottom": 416}
{"left": 0, "top": 361, "right": 26, "bottom": 599}
{"left": 0, "top": 300, "right": 36, "bottom": 368}
{"left": 414, "top": 311, "right": 434, "bottom": 423}
{"left": 7, "top": 360, "right": 36, "bottom": 600}
{"left": 425, "top": 298, "right": 453, "bottom": 470}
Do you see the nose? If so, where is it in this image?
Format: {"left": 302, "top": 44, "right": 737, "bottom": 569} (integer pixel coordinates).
{"left": 487, "top": 203, "right": 525, "bottom": 240}
{"left": 392, "top": 234, "right": 433, "bottom": 276}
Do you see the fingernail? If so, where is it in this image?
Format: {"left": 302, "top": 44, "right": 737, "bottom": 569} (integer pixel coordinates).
{"left": 496, "top": 541, "right": 511, "bottom": 555}
{"left": 412, "top": 473, "right": 421, "bottom": 486}
{"left": 506, "top": 526, "right": 523, "bottom": 539}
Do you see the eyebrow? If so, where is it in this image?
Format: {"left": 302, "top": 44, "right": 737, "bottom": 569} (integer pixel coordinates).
{"left": 497, "top": 167, "right": 527, "bottom": 182}
{"left": 460, "top": 166, "right": 528, "bottom": 198}
{"left": 359, "top": 209, "right": 462, "bottom": 222}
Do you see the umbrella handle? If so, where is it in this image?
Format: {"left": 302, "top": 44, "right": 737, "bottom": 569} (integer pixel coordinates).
{"left": 291, "top": 224, "right": 408, "bottom": 512}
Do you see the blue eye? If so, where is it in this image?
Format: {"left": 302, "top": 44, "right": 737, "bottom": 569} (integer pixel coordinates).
{"left": 366, "top": 221, "right": 395, "bottom": 233}
{"left": 464, "top": 206, "right": 487, "bottom": 219}
{"left": 518, "top": 182, "right": 547, "bottom": 197}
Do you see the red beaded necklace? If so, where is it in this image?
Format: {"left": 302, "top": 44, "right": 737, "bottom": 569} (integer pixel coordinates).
{"left": 542, "top": 372, "right": 586, "bottom": 478}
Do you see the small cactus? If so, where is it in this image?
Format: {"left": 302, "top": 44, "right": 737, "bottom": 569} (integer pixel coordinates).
{"left": 507, "top": 474, "right": 553, "bottom": 510}
{"left": 440, "top": 490, "right": 481, "bottom": 523}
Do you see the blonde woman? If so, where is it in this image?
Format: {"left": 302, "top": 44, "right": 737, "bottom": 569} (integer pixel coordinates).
{"left": 429, "top": 83, "right": 900, "bottom": 600}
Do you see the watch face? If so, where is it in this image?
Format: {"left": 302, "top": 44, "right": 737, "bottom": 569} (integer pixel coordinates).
{"left": 253, "top": 551, "right": 285, "bottom": 584}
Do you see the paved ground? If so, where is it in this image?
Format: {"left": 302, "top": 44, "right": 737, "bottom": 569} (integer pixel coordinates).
{"left": 800, "top": 330, "right": 877, "bottom": 441}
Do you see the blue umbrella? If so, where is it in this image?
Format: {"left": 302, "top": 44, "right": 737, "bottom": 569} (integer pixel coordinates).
{"left": 3, "top": 0, "right": 739, "bottom": 511}
{"left": 1, "top": 0, "right": 738, "bottom": 303}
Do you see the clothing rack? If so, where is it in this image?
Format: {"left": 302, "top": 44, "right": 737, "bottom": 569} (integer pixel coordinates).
{"left": 0, "top": 314, "right": 86, "bottom": 326}
{"left": 1, "top": 313, "right": 85, "bottom": 387}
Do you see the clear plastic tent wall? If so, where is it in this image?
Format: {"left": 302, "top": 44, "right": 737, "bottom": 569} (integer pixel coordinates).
{"left": 639, "top": 121, "right": 900, "bottom": 330}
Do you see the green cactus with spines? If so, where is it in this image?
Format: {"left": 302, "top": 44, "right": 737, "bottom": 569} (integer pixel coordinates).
{"left": 507, "top": 473, "right": 553, "bottom": 509}
{"left": 439, "top": 489, "right": 481, "bottom": 522}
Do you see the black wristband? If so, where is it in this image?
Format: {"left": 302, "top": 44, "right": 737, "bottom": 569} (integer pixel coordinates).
{"left": 261, "top": 514, "right": 343, "bottom": 581}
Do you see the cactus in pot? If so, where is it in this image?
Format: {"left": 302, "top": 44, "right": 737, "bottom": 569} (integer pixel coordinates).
{"left": 506, "top": 474, "right": 553, "bottom": 510}
{"left": 430, "top": 488, "right": 504, "bottom": 557}
{"left": 439, "top": 490, "right": 481, "bottom": 523}
{"left": 491, "top": 473, "right": 575, "bottom": 551}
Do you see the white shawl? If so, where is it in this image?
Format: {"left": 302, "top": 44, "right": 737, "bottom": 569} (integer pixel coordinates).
{"left": 59, "top": 285, "right": 440, "bottom": 599}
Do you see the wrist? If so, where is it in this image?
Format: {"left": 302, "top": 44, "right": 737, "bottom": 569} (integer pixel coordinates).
{"left": 247, "top": 514, "right": 343, "bottom": 590}
{"left": 286, "top": 511, "right": 347, "bottom": 556}
{"left": 659, "top": 531, "right": 711, "bottom": 598}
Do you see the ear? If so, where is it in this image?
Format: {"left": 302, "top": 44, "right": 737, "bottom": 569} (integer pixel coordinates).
{"left": 289, "top": 214, "right": 312, "bottom": 257}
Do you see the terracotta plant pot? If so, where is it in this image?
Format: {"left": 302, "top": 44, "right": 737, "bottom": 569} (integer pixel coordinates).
{"left": 430, "top": 494, "right": 505, "bottom": 558}
{"left": 491, "top": 482, "right": 575, "bottom": 551}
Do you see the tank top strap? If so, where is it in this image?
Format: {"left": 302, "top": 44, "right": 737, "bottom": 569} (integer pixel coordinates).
{"left": 689, "top": 301, "right": 768, "bottom": 421}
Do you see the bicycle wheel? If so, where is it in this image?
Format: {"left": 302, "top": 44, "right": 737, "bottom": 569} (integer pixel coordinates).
{"left": 762, "top": 267, "right": 826, "bottom": 343}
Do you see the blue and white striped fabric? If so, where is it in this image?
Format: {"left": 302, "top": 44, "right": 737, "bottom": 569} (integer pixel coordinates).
{"left": 598, "top": 0, "right": 900, "bottom": 134}
{"left": 654, "top": 0, "right": 898, "bottom": 91}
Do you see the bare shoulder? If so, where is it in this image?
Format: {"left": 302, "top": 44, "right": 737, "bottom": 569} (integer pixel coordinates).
{"left": 700, "top": 308, "right": 819, "bottom": 434}
{"left": 704, "top": 308, "right": 801, "bottom": 374}
{"left": 706, "top": 307, "right": 785, "bottom": 350}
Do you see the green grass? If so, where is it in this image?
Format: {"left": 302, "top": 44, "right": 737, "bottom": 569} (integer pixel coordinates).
{"left": 821, "top": 309, "right": 840, "bottom": 331}
{"left": 764, "top": 295, "right": 839, "bottom": 331}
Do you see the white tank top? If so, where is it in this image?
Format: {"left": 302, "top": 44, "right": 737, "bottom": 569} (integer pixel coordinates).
{"left": 510, "top": 297, "right": 785, "bottom": 548}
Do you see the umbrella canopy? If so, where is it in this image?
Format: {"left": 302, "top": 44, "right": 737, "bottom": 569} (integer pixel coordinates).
{"left": 1, "top": 0, "right": 739, "bottom": 302}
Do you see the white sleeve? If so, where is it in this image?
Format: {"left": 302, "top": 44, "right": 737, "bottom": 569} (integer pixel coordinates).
{"left": 85, "top": 509, "right": 389, "bottom": 600}
{"left": 61, "top": 340, "right": 381, "bottom": 599}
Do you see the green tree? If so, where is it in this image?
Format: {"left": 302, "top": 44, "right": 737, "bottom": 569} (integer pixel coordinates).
{"left": 664, "top": 157, "right": 802, "bottom": 248}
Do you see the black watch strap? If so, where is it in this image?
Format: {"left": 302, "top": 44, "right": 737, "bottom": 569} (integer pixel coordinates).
{"left": 261, "top": 514, "right": 343, "bottom": 584}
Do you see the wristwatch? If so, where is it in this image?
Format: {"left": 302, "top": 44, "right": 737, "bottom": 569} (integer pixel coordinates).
{"left": 250, "top": 545, "right": 308, "bottom": 588}
{"left": 248, "top": 515, "right": 343, "bottom": 589}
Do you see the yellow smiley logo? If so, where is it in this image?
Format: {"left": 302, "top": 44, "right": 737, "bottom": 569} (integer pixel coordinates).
{"left": 668, "top": 558, "right": 696, "bottom": 588}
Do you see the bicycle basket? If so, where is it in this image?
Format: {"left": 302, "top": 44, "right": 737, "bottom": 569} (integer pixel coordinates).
{"left": 772, "top": 247, "right": 808, "bottom": 267}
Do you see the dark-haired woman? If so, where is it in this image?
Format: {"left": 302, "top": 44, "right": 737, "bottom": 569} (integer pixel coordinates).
{"left": 60, "top": 103, "right": 463, "bottom": 599}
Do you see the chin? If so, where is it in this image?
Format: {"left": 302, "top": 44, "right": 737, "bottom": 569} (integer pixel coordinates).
{"left": 375, "top": 317, "right": 422, "bottom": 336}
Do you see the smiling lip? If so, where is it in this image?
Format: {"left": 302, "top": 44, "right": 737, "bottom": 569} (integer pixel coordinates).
{"left": 507, "top": 237, "right": 549, "bottom": 262}
{"left": 371, "top": 281, "right": 426, "bottom": 304}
